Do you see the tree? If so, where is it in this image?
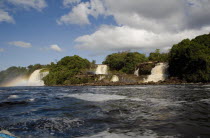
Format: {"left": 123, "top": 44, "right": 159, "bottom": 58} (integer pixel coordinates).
{"left": 148, "top": 49, "right": 168, "bottom": 62}
{"left": 43, "top": 55, "right": 91, "bottom": 85}
{"left": 103, "top": 52, "right": 147, "bottom": 74}
{"left": 168, "top": 33, "right": 210, "bottom": 82}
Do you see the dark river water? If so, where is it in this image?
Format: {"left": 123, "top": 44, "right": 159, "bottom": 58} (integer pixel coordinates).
{"left": 0, "top": 85, "right": 210, "bottom": 138}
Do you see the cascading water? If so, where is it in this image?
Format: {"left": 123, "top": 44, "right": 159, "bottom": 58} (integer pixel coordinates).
{"left": 95, "top": 65, "right": 108, "bottom": 75}
{"left": 28, "top": 69, "right": 49, "bottom": 86}
{"left": 144, "top": 63, "right": 168, "bottom": 83}
{"left": 134, "top": 68, "right": 139, "bottom": 76}
{"left": 110, "top": 75, "right": 119, "bottom": 82}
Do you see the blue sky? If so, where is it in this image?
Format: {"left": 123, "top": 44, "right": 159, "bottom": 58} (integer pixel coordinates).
{"left": 0, "top": 0, "right": 210, "bottom": 70}
{"left": 0, "top": 0, "right": 115, "bottom": 70}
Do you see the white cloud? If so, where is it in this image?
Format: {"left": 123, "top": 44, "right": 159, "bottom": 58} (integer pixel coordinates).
{"left": 9, "top": 41, "right": 32, "bottom": 48}
{"left": 63, "top": 0, "right": 81, "bottom": 7}
{"left": 57, "top": 0, "right": 106, "bottom": 25}
{"left": 50, "top": 44, "right": 62, "bottom": 52}
{"left": 57, "top": 2, "right": 90, "bottom": 25}
{"left": 0, "top": 10, "right": 14, "bottom": 23}
{"left": 75, "top": 25, "right": 210, "bottom": 53}
{"left": 69, "top": 0, "right": 210, "bottom": 53}
{"left": 7, "top": 0, "right": 47, "bottom": 11}
{"left": 0, "top": 48, "right": 4, "bottom": 52}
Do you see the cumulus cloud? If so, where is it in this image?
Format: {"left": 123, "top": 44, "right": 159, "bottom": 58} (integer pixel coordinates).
{"left": 0, "top": 10, "right": 14, "bottom": 23}
{"left": 57, "top": 2, "right": 90, "bottom": 25}
{"left": 0, "top": 48, "right": 4, "bottom": 52}
{"left": 101, "top": 0, "right": 210, "bottom": 31}
{"left": 9, "top": 41, "right": 32, "bottom": 48}
{"left": 63, "top": 0, "right": 81, "bottom": 7}
{"left": 57, "top": 0, "right": 105, "bottom": 25}
{"left": 50, "top": 44, "right": 62, "bottom": 52}
{"left": 75, "top": 25, "right": 210, "bottom": 53}
{"left": 7, "top": 0, "right": 47, "bottom": 11}
{"left": 58, "top": 0, "right": 210, "bottom": 53}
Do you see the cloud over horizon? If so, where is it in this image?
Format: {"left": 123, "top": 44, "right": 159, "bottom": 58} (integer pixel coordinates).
{"left": 75, "top": 25, "right": 210, "bottom": 53}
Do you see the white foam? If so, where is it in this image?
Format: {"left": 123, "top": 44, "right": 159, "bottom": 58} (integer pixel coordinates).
{"left": 79, "top": 130, "right": 159, "bottom": 138}
{"left": 66, "top": 93, "right": 126, "bottom": 102}
{"left": 8, "top": 95, "right": 19, "bottom": 99}
{"left": 64, "top": 93, "right": 146, "bottom": 102}
{"left": 200, "top": 98, "right": 210, "bottom": 103}
{"left": 146, "top": 98, "right": 184, "bottom": 107}
{"left": 28, "top": 98, "right": 35, "bottom": 102}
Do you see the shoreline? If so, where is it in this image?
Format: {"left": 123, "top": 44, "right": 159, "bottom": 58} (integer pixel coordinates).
{"left": 1, "top": 82, "right": 210, "bottom": 87}
{"left": 51, "top": 82, "right": 210, "bottom": 87}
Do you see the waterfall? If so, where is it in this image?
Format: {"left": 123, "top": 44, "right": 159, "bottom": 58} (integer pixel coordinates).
{"left": 98, "top": 75, "right": 106, "bottom": 81}
{"left": 28, "top": 69, "right": 49, "bottom": 86}
{"left": 144, "top": 63, "right": 168, "bottom": 83}
{"left": 110, "top": 75, "right": 119, "bottom": 82}
{"left": 134, "top": 68, "right": 139, "bottom": 76}
{"left": 95, "top": 65, "right": 108, "bottom": 75}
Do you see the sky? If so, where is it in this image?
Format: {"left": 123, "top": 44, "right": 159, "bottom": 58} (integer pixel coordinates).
{"left": 0, "top": 0, "right": 210, "bottom": 70}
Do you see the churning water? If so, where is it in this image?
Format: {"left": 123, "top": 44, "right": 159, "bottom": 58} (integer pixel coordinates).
{"left": 0, "top": 85, "right": 210, "bottom": 138}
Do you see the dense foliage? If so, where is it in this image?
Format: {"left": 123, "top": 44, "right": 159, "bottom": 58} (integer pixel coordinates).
{"left": 103, "top": 52, "right": 148, "bottom": 74}
{"left": 138, "top": 62, "right": 157, "bottom": 75}
{"left": 169, "top": 33, "right": 210, "bottom": 82}
{"left": 43, "top": 55, "right": 91, "bottom": 85}
{"left": 148, "top": 49, "right": 168, "bottom": 62}
{"left": 0, "top": 66, "right": 28, "bottom": 85}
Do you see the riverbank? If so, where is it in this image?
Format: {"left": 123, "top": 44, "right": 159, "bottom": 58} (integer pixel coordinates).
{"left": 52, "top": 81, "right": 210, "bottom": 87}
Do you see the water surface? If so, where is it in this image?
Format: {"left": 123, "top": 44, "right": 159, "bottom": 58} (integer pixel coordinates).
{"left": 0, "top": 85, "right": 210, "bottom": 138}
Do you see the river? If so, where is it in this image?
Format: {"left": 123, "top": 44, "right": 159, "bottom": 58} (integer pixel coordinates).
{"left": 0, "top": 85, "right": 209, "bottom": 138}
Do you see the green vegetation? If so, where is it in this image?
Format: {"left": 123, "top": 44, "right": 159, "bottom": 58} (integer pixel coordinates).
{"left": 103, "top": 52, "right": 148, "bottom": 74}
{"left": 138, "top": 62, "right": 156, "bottom": 75}
{"left": 43, "top": 55, "right": 91, "bottom": 85}
{"left": 1, "top": 33, "right": 210, "bottom": 85}
{"left": 169, "top": 33, "right": 210, "bottom": 82}
{"left": 27, "top": 64, "right": 48, "bottom": 75}
{"left": 148, "top": 49, "right": 168, "bottom": 62}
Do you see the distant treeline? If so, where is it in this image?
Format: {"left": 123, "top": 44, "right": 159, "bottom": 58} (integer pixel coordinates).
{"left": 0, "top": 33, "right": 210, "bottom": 85}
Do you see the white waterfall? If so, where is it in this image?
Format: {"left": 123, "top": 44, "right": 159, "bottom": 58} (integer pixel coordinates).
{"left": 95, "top": 65, "right": 108, "bottom": 75}
{"left": 98, "top": 75, "right": 106, "bottom": 81}
{"left": 110, "top": 75, "right": 119, "bottom": 82}
{"left": 134, "top": 68, "right": 139, "bottom": 76}
{"left": 144, "top": 63, "right": 168, "bottom": 83}
{"left": 28, "top": 69, "right": 49, "bottom": 86}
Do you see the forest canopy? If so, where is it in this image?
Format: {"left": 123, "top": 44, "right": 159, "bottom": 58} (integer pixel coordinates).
{"left": 43, "top": 55, "right": 91, "bottom": 85}
{"left": 168, "top": 33, "right": 210, "bottom": 82}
